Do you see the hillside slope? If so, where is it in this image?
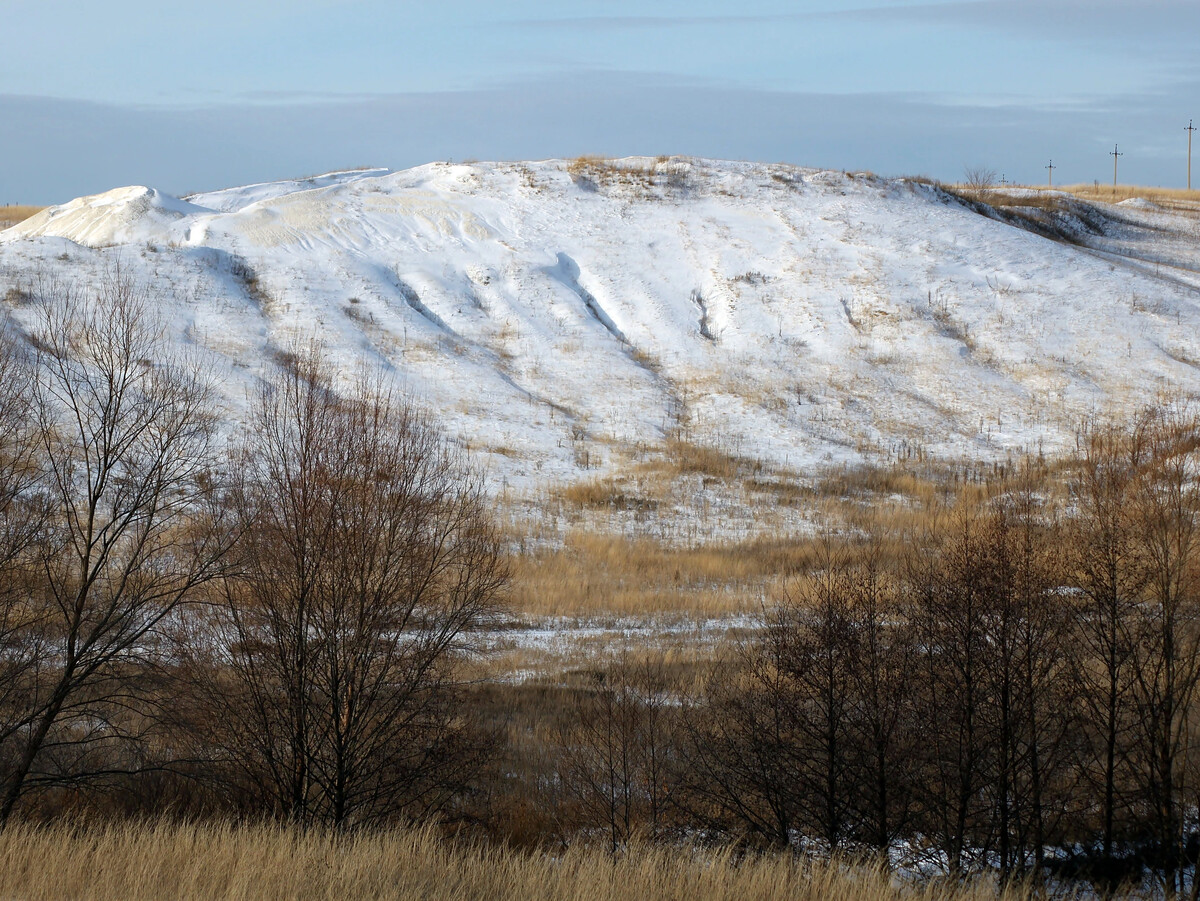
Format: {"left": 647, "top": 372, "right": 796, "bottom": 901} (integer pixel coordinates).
{"left": 4, "top": 158, "right": 1200, "bottom": 493}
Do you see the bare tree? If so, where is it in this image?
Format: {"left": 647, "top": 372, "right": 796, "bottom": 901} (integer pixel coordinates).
{"left": 675, "top": 633, "right": 806, "bottom": 850}
{"left": 1067, "top": 416, "right": 1153, "bottom": 882}
{"left": 0, "top": 272, "right": 226, "bottom": 824}
{"left": 558, "top": 649, "right": 679, "bottom": 853}
{"left": 195, "top": 345, "right": 506, "bottom": 828}
{"left": 1125, "top": 410, "right": 1200, "bottom": 899}
{"left": 776, "top": 550, "right": 857, "bottom": 856}
{"left": 674, "top": 539, "right": 920, "bottom": 859}
{"left": 0, "top": 314, "right": 48, "bottom": 789}
{"left": 840, "top": 545, "right": 918, "bottom": 864}
{"left": 1002, "top": 474, "right": 1076, "bottom": 880}
{"left": 907, "top": 495, "right": 998, "bottom": 875}
{"left": 962, "top": 166, "right": 998, "bottom": 199}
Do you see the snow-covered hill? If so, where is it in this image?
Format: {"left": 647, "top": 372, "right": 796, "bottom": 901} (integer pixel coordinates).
{"left": 4, "top": 157, "right": 1200, "bottom": 493}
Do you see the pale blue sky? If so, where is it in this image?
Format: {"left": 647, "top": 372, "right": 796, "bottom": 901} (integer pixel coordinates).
{"left": 2, "top": 0, "right": 1197, "bottom": 201}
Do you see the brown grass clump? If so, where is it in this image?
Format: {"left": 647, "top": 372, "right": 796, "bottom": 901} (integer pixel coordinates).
{"left": 0, "top": 205, "right": 45, "bottom": 229}
{"left": 557, "top": 440, "right": 753, "bottom": 513}
{"left": 661, "top": 437, "right": 747, "bottom": 480}
{"left": 508, "top": 530, "right": 825, "bottom": 617}
{"left": 559, "top": 477, "right": 658, "bottom": 513}
{"left": 566, "top": 156, "right": 690, "bottom": 193}
{"left": 0, "top": 820, "right": 1061, "bottom": 901}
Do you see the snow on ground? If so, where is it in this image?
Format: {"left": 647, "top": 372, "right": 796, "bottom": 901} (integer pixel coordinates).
{"left": 476, "top": 612, "right": 761, "bottom": 683}
{"left": 4, "top": 157, "right": 1200, "bottom": 499}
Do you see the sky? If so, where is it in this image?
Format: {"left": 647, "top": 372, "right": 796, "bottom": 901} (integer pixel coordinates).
{"left": 2, "top": 0, "right": 1198, "bottom": 202}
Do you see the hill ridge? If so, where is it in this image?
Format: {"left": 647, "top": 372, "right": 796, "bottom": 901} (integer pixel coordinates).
{"left": 3, "top": 157, "right": 1200, "bottom": 494}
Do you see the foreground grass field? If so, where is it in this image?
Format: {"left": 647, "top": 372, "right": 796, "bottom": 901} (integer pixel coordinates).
{"left": 0, "top": 821, "right": 1064, "bottom": 901}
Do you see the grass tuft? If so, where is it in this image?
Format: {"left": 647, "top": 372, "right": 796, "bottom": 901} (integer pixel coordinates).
{"left": 0, "top": 819, "right": 1053, "bottom": 901}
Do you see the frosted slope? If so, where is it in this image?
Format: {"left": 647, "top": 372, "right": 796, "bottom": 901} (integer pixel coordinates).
{"left": 4, "top": 157, "right": 1200, "bottom": 493}
{"left": 10, "top": 186, "right": 212, "bottom": 247}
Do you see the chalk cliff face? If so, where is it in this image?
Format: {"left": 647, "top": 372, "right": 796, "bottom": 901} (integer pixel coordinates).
{"left": 4, "top": 158, "right": 1200, "bottom": 491}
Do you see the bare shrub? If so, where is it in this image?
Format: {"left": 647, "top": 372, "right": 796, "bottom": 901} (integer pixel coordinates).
{"left": 962, "top": 166, "right": 997, "bottom": 198}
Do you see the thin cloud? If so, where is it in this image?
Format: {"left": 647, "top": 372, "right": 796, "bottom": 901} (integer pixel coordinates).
{"left": 503, "top": 12, "right": 812, "bottom": 30}
{"left": 508, "top": 1, "right": 1200, "bottom": 43}
{"left": 830, "top": 0, "right": 1200, "bottom": 42}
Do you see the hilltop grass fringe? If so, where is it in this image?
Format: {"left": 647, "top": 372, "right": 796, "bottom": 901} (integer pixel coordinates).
{"left": 0, "top": 205, "right": 45, "bottom": 229}
{"left": 0, "top": 820, "right": 1061, "bottom": 901}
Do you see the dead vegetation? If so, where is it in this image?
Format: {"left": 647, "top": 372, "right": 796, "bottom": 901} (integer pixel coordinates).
{"left": 507, "top": 454, "right": 1015, "bottom": 617}
{"left": 0, "top": 205, "right": 44, "bottom": 230}
{"left": 566, "top": 155, "right": 692, "bottom": 194}
{"left": 506, "top": 531, "right": 824, "bottom": 617}
{"left": 936, "top": 184, "right": 1109, "bottom": 246}
{"left": 1056, "top": 183, "right": 1200, "bottom": 207}
{"left": 0, "top": 820, "right": 1050, "bottom": 901}
{"left": 934, "top": 177, "right": 1200, "bottom": 248}
{"left": 4, "top": 274, "right": 1200, "bottom": 895}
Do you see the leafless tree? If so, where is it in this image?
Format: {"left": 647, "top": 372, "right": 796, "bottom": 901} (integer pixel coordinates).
{"left": 1005, "top": 476, "right": 1076, "bottom": 879}
{"left": 840, "top": 545, "right": 918, "bottom": 864}
{"left": 972, "top": 471, "right": 1077, "bottom": 883}
{"left": 1067, "top": 415, "right": 1153, "bottom": 879}
{"left": 775, "top": 549, "right": 857, "bottom": 856}
{"left": 675, "top": 632, "right": 806, "bottom": 850}
{"left": 193, "top": 344, "right": 506, "bottom": 828}
{"left": 1125, "top": 410, "right": 1200, "bottom": 899}
{"left": 0, "top": 271, "right": 227, "bottom": 824}
{"left": 0, "top": 315, "right": 48, "bottom": 790}
{"left": 962, "top": 166, "right": 998, "bottom": 198}
{"left": 906, "top": 494, "right": 999, "bottom": 875}
{"left": 558, "top": 650, "right": 678, "bottom": 853}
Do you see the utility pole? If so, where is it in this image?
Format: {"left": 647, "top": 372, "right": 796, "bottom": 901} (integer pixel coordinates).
{"left": 1046, "top": 160, "right": 1055, "bottom": 188}
{"left": 1188, "top": 120, "right": 1196, "bottom": 191}
{"left": 1110, "top": 144, "right": 1123, "bottom": 191}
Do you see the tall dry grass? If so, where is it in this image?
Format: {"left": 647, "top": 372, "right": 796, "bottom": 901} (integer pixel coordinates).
{"left": 510, "top": 458, "right": 999, "bottom": 617}
{"left": 507, "top": 530, "right": 823, "bottom": 616}
{"left": 1054, "top": 183, "right": 1200, "bottom": 206}
{"left": 565, "top": 155, "right": 689, "bottom": 193}
{"left": 943, "top": 181, "right": 1200, "bottom": 207}
{"left": 0, "top": 820, "right": 1066, "bottom": 901}
{"left": 0, "top": 205, "right": 44, "bottom": 229}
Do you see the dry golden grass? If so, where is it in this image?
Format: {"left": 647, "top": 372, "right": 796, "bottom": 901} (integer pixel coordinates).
{"left": 0, "top": 205, "right": 45, "bottom": 229}
{"left": 660, "top": 437, "right": 747, "bottom": 480}
{"left": 944, "top": 181, "right": 1200, "bottom": 205}
{"left": 565, "top": 156, "right": 690, "bottom": 193}
{"left": 507, "top": 469, "right": 982, "bottom": 617}
{"left": 959, "top": 183, "right": 1200, "bottom": 215}
{"left": 505, "top": 458, "right": 1005, "bottom": 617}
{"left": 0, "top": 820, "right": 1066, "bottom": 901}
{"left": 507, "top": 530, "right": 821, "bottom": 617}
{"left": 1053, "top": 183, "right": 1200, "bottom": 206}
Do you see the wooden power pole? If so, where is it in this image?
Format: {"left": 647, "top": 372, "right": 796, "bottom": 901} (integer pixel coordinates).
{"left": 1046, "top": 160, "right": 1055, "bottom": 188}
{"left": 1188, "top": 120, "right": 1196, "bottom": 191}
{"left": 1110, "top": 144, "right": 1123, "bottom": 191}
